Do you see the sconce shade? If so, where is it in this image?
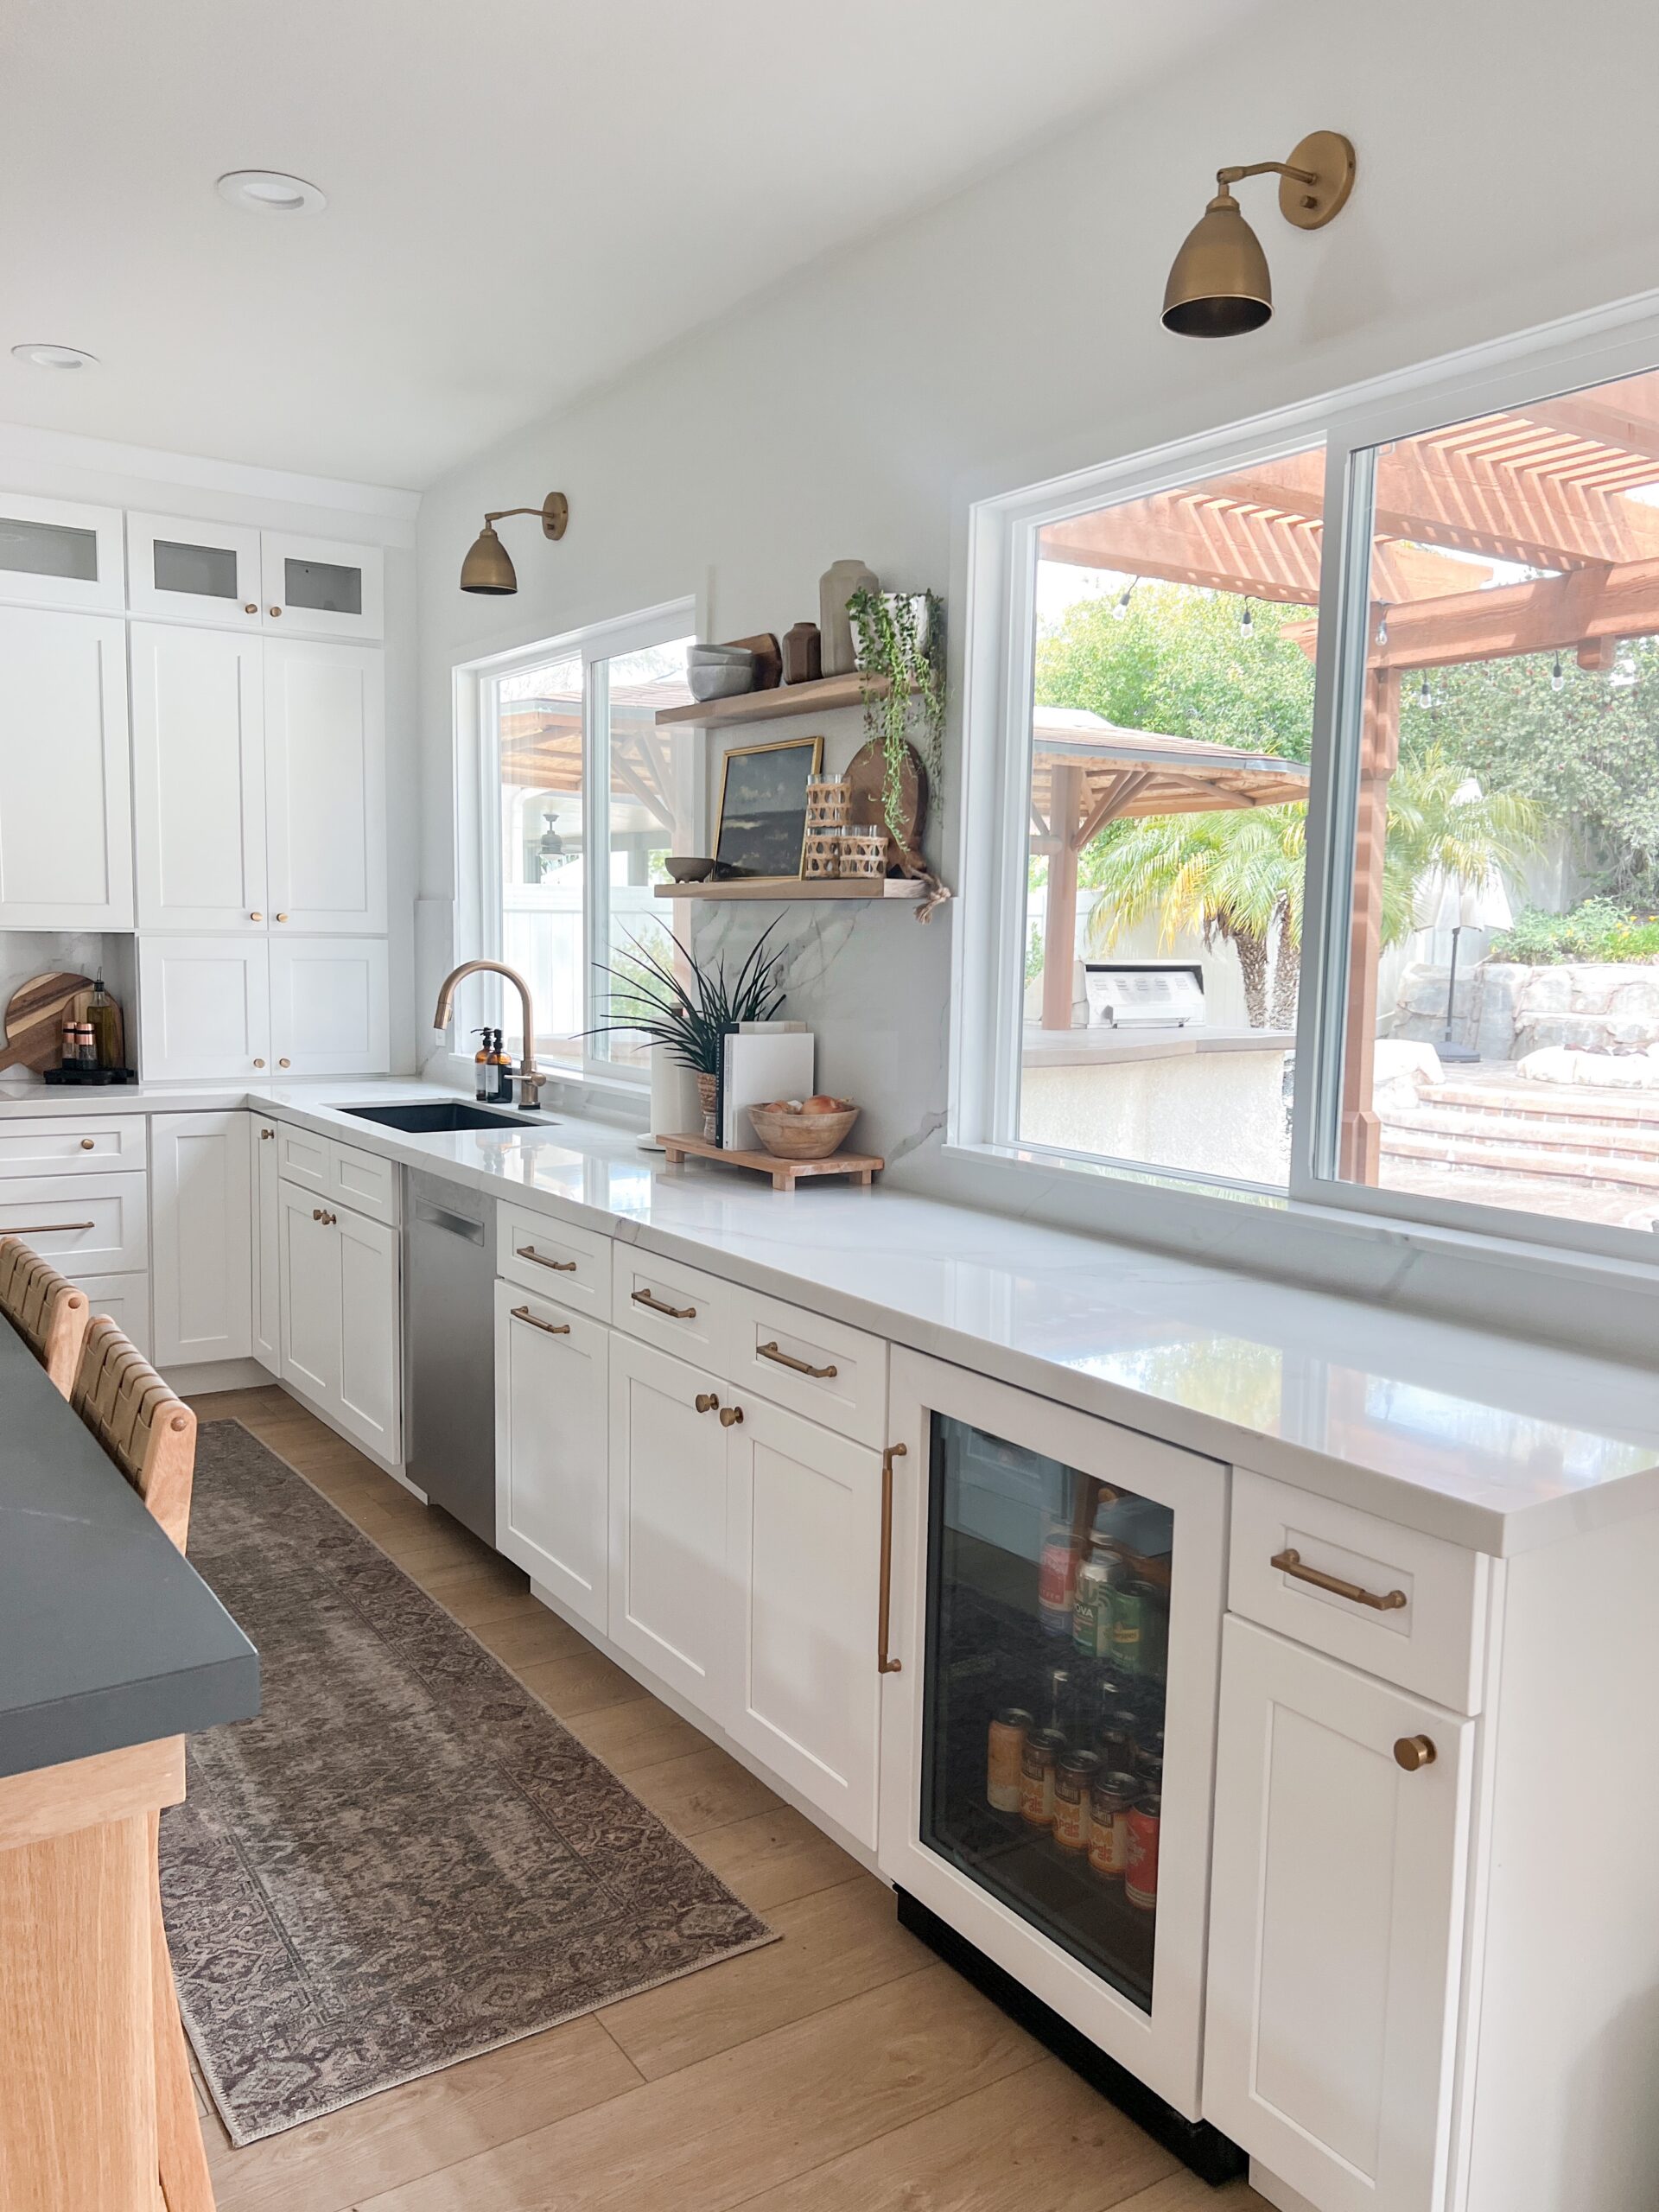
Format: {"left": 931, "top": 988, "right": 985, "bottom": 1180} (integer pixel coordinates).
{"left": 1162, "top": 190, "right": 1273, "bottom": 338}
{"left": 460, "top": 522, "right": 518, "bottom": 594}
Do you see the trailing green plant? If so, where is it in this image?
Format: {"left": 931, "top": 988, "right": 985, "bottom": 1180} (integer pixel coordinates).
{"left": 582, "top": 922, "right": 786, "bottom": 1074}
{"left": 847, "top": 586, "right": 946, "bottom": 845}
{"left": 1490, "top": 898, "right": 1659, "bottom": 965}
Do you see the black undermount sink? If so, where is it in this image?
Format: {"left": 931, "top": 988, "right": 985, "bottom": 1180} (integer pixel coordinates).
{"left": 340, "top": 1102, "right": 550, "bottom": 1135}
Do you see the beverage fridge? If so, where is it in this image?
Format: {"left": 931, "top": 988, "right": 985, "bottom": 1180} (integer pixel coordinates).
{"left": 878, "top": 1349, "right": 1236, "bottom": 2165}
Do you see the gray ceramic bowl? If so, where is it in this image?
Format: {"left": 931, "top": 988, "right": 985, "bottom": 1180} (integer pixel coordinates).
{"left": 664, "top": 856, "right": 715, "bottom": 882}
{"left": 688, "top": 662, "right": 756, "bottom": 701}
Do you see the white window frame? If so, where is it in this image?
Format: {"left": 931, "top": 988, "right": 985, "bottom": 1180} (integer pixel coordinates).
{"left": 954, "top": 287, "right": 1659, "bottom": 1271}
{"left": 461, "top": 596, "right": 699, "bottom": 1087}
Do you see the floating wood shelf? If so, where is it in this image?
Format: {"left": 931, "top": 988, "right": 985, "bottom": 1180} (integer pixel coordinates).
{"left": 655, "top": 671, "right": 912, "bottom": 729}
{"left": 653, "top": 876, "right": 928, "bottom": 903}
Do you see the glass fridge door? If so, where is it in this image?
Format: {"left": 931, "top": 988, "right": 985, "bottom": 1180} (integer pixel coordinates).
{"left": 920, "top": 1410, "right": 1173, "bottom": 2014}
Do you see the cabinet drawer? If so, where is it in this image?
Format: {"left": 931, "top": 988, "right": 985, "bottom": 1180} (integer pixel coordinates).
{"left": 0, "top": 1115, "right": 148, "bottom": 1175}
{"left": 0, "top": 1172, "right": 149, "bottom": 1273}
{"left": 327, "top": 1136, "right": 399, "bottom": 1227}
{"left": 1230, "top": 1467, "right": 1490, "bottom": 1713}
{"left": 728, "top": 1287, "right": 888, "bottom": 1447}
{"left": 612, "top": 1246, "right": 731, "bottom": 1363}
{"left": 275, "top": 1121, "right": 329, "bottom": 1197}
{"left": 499, "top": 1204, "right": 611, "bottom": 1317}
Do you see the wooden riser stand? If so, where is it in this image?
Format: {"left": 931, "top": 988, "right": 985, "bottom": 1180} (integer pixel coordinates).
{"left": 657, "top": 1131, "right": 882, "bottom": 1191}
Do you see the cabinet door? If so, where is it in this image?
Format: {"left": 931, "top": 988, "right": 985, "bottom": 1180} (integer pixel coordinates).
{"left": 65, "top": 1273, "right": 150, "bottom": 1357}
{"left": 335, "top": 1203, "right": 401, "bottom": 1462}
{"left": 268, "top": 938, "right": 389, "bottom": 1076}
{"left": 137, "top": 938, "right": 271, "bottom": 1081}
{"left": 150, "top": 1111, "right": 253, "bottom": 1366}
{"left": 260, "top": 531, "right": 384, "bottom": 641}
{"left": 130, "top": 622, "right": 266, "bottom": 931}
{"left": 264, "top": 639, "right": 386, "bottom": 932}
{"left": 0, "top": 492, "right": 124, "bottom": 614}
{"left": 608, "top": 1330, "right": 731, "bottom": 1718}
{"left": 496, "top": 1282, "right": 609, "bottom": 1632}
{"left": 1204, "top": 1618, "right": 1474, "bottom": 2212}
{"left": 278, "top": 1179, "right": 339, "bottom": 1408}
{"left": 726, "top": 1394, "right": 883, "bottom": 1847}
{"left": 250, "top": 1115, "right": 281, "bottom": 1373}
{"left": 127, "top": 512, "right": 263, "bottom": 629}
{"left": 0, "top": 607, "right": 132, "bottom": 928}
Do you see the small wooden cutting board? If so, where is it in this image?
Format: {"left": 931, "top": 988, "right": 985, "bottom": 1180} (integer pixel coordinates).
{"left": 0, "top": 972, "right": 94, "bottom": 1074}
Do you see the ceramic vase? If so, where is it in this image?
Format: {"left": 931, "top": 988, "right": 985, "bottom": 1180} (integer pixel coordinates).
{"left": 818, "top": 559, "right": 879, "bottom": 677}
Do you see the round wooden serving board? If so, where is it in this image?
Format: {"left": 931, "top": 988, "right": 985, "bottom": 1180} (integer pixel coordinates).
{"left": 0, "top": 971, "right": 95, "bottom": 1074}
{"left": 846, "top": 737, "right": 928, "bottom": 870}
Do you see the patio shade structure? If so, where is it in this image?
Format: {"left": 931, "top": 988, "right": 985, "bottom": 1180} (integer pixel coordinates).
{"left": 1030, "top": 709, "right": 1309, "bottom": 1032}
{"left": 1036, "top": 365, "right": 1659, "bottom": 1179}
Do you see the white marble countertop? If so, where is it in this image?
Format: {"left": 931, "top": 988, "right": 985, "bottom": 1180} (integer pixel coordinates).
{"left": 6, "top": 1076, "right": 1656, "bottom": 1554}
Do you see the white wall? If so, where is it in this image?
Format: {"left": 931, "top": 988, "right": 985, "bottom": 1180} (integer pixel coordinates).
{"left": 412, "top": 0, "right": 1659, "bottom": 1338}
{"left": 0, "top": 425, "right": 422, "bottom": 1069}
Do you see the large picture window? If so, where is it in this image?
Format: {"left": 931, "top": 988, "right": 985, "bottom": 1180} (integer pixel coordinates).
{"left": 967, "top": 336, "right": 1659, "bottom": 1262}
{"left": 479, "top": 606, "right": 697, "bottom": 1077}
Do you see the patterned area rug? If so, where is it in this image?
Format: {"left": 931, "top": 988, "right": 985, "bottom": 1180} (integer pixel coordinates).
{"left": 162, "top": 1421, "right": 774, "bottom": 2145}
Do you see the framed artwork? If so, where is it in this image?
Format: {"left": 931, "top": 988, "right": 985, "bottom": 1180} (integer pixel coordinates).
{"left": 713, "top": 734, "right": 824, "bottom": 880}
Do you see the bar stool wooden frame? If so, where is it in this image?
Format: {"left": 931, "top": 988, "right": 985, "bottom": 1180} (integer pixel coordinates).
{"left": 0, "top": 1236, "right": 90, "bottom": 1397}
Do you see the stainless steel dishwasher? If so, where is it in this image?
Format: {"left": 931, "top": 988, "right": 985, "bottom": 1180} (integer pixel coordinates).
{"left": 405, "top": 1171, "right": 498, "bottom": 1543}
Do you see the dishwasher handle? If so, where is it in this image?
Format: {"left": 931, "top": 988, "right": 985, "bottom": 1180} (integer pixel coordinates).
{"left": 414, "top": 1195, "right": 486, "bottom": 1244}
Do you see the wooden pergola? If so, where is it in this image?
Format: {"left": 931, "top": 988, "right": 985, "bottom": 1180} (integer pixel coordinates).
{"left": 1031, "top": 710, "right": 1309, "bottom": 1031}
{"left": 499, "top": 683, "right": 690, "bottom": 842}
{"left": 1038, "top": 366, "right": 1659, "bottom": 1179}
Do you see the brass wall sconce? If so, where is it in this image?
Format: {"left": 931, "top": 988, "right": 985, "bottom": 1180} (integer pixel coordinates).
{"left": 1162, "top": 130, "right": 1355, "bottom": 339}
{"left": 459, "top": 491, "right": 569, "bottom": 594}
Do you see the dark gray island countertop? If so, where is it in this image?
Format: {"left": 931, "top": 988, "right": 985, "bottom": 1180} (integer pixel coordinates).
{"left": 0, "top": 1324, "right": 257, "bottom": 1782}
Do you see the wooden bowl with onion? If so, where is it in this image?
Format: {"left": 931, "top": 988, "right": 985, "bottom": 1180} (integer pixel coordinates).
{"left": 748, "top": 1096, "right": 861, "bottom": 1161}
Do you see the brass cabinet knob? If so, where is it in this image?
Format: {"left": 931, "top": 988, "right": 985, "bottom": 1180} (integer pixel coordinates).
{"left": 278, "top": 1058, "right": 290, "bottom": 1068}
{"left": 718, "top": 1404, "right": 745, "bottom": 1427}
{"left": 250, "top": 911, "right": 263, "bottom": 921}
{"left": 79, "top": 1137, "right": 94, "bottom": 1150}
{"left": 323, "top": 1211, "right": 337, "bottom": 1225}
{"left": 1394, "top": 1735, "right": 1437, "bottom": 1772}
{"left": 253, "top": 1057, "right": 265, "bottom": 1068}
{"left": 694, "top": 1392, "right": 720, "bottom": 1414}
{"left": 244, "top": 602, "right": 257, "bottom": 614}
{"left": 269, "top": 605, "right": 282, "bottom": 617}
{"left": 312, "top": 1208, "right": 324, "bottom": 1222}
{"left": 275, "top": 912, "right": 289, "bottom": 922}
{"left": 260, "top": 1128, "right": 274, "bottom": 1139}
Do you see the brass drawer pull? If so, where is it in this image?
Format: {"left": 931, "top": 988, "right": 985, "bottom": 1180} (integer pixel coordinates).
{"left": 1394, "top": 1735, "right": 1436, "bottom": 1772}
{"left": 757, "top": 1339, "right": 838, "bottom": 1380}
{"left": 878, "top": 1443, "right": 906, "bottom": 1675}
{"left": 632, "top": 1287, "right": 696, "bottom": 1320}
{"left": 1271, "top": 1547, "right": 1407, "bottom": 1612}
{"left": 518, "top": 1244, "right": 577, "bottom": 1273}
{"left": 512, "top": 1303, "right": 570, "bottom": 1337}
{"left": 0, "top": 1221, "right": 94, "bottom": 1234}
{"left": 718, "top": 1403, "right": 744, "bottom": 1427}
{"left": 695, "top": 1391, "right": 720, "bottom": 1414}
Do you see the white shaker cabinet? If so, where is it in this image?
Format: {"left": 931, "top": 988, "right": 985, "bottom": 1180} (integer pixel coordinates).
{"left": 130, "top": 621, "right": 266, "bottom": 931}
{"left": 495, "top": 1283, "right": 610, "bottom": 1634}
{"left": 725, "top": 1392, "right": 884, "bottom": 1848}
{"left": 138, "top": 937, "right": 272, "bottom": 1081}
{"left": 268, "top": 937, "right": 390, "bottom": 1076}
{"left": 149, "top": 1111, "right": 253, "bottom": 1366}
{"left": 261, "top": 531, "right": 384, "bottom": 642}
{"left": 250, "top": 1115, "right": 281, "bottom": 1373}
{"left": 263, "top": 638, "right": 386, "bottom": 933}
{"left": 1204, "top": 1617, "right": 1474, "bottom": 2212}
{"left": 277, "top": 1177, "right": 401, "bottom": 1462}
{"left": 0, "top": 607, "right": 132, "bottom": 929}
{"left": 127, "top": 512, "right": 264, "bottom": 629}
{"left": 608, "top": 1330, "right": 733, "bottom": 1714}
{"left": 0, "top": 492, "right": 124, "bottom": 614}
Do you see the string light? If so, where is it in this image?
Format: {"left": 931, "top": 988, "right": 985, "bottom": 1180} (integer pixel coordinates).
{"left": 1375, "top": 613, "right": 1389, "bottom": 647}
{"left": 1417, "top": 673, "right": 1431, "bottom": 709}
{"left": 1239, "top": 598, "right": 1254, "bottom": 639}
{"left": 1551, "top": 653, "right": 1565, "bottom": 693}
{"left": 1112, "top": 581, "right": 1136, "bottom": 621}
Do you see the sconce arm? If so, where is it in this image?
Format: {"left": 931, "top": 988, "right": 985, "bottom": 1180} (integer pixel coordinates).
{"left": 1216, "top": 159, "right": 1319, "bottom": 190}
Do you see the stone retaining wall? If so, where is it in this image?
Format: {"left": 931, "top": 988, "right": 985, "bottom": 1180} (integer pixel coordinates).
{"left": 1388, "top": 959, "right": 1659, "bottom": 1058}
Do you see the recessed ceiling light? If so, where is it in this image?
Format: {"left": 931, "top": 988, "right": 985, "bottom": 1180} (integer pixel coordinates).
{"left": 216, "top": 169, "right": 327, "bottom": 216}
{"left": 11, "top": 342, "right": 99, "bottom": 371}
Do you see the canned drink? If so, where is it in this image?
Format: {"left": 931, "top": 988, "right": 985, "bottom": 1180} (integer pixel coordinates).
{"left": 1019, "top": 1727, "right": 1066, "bottom": 1828}
{"left": 1038, "top": 1510, "right": 1077, "bottom": 1637}
{"left": 1052, "top": 1751, "right": 1100, "bottom": 1852}
{"left": 1136, "top": 1753, "right": 1164, "bottom": 1792}
{"left": 1072, "top": 1549, "right": 1115, "bottom": 1656}
{"left": 987, "top": 1707, "right": 1033, "bottom": 1814}
{"left": 1041, "top": 1664, "right": 1074, "bottom": 1737}
{"left": 1111, "top": 1580, "right": 1152, "bottom": 1673}
{"left": 1094, "top": 1723, "right": 1135, "bottom": 1774}
{"left": 1125, "top": 1790, "right": 1161, "bottom": 1909}
{"left": 1088, "top": 1770, "right": 1139, "bottom": 1878}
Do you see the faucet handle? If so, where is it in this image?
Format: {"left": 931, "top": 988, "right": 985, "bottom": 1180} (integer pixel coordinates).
{"left": 509, "top": 1067, "right": 550, "bottom": 1114}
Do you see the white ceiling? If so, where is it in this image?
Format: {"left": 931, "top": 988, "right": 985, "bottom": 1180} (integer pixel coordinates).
{"left": 0, "top": 0, "right": 1258, "bottom": 488}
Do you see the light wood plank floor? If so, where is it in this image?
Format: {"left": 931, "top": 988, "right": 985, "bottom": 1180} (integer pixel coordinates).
{"left": 184, "top": 1386, "right": 1270, "bottom": 2212}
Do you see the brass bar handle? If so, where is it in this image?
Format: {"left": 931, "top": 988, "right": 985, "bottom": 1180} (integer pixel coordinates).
{"left": 718, "top": 1404, "right": 744, "bottom": 1427}
{"left": 512, "top": 1303, "right": 570, "bottom": 1337}
{"left": 0, "top": 1221, "right": 94, "bottom": 1234}
{"left": 518, "top": 1245, "right": 577, "bottom": 1273}
{"left": 695, "top": 1391, "right": 721, "bottom": 1414}
{"left": 1271, "top": 1547, "right": 1407, "bottom": 1612}
{"left": 878, "top": 1442, "right": 906, "bottom": 1675}
{"left": 1394, "top": 1735, "right": 1436, "bottom": 1771}
{"left": 632, "top": 1287, "right": 696, "bottom": 1320}
{"left": 757, "top": 1339, "right": 838, "bottom": 1380}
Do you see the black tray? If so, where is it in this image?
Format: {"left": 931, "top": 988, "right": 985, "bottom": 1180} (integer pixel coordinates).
{"left": 41, "top": 1067, "right": 138, "bottom": 1086}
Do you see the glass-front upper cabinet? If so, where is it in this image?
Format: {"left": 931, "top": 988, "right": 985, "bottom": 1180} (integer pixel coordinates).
{"left": 260, "top": 530, "right": 384, "bottom": 642}
{"left": 0, "top": 493, "right": 124, "bottom": 614}
{"left": 128, "top": 512, "right": 264, "bottom": 628}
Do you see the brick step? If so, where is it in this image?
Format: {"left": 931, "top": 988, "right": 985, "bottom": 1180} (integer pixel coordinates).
{"left": 1379, "top": 1125, "right": 1659, "bottom": 1194}
{"left": 1383, "top": 1103, "right": 1659, "bottom": 1162}
{"left": 1420, "top": 1080, "right": 1659, "bottom": 1128}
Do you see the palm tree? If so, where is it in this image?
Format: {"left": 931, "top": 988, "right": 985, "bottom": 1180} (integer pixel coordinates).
{"left": 1083, "top": 746, "right": 1542, "bottom": 1028}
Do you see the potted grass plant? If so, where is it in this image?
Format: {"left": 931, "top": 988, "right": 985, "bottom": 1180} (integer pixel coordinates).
{"left": 588, "top": 924, "right": 786, "bottom": 1142}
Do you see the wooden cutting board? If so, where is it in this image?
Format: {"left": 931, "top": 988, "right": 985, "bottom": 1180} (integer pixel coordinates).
{"left": 846, "top": 737, "right": 929, "bottom": 868}
{"left": 0, "top": 972, "right": 94, "bottom": 1074}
